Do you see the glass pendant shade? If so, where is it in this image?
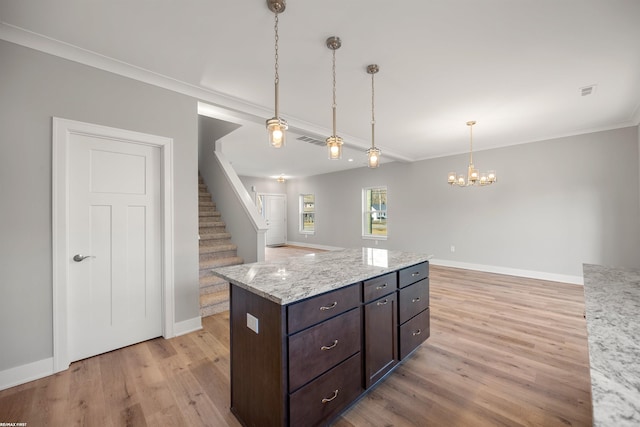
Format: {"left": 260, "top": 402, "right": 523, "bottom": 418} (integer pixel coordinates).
{"left": 367, "top": 147, "right": 381, "bottom": 168}
{"left": 267, "top": 117, "right": 288, "bottom": 148}
{"left": 327, "top": 136, "right": 343, "bottom": 160}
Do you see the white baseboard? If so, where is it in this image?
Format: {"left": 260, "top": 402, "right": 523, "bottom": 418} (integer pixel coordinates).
{"left": 430, "top": 258, "right": 584, "bottom": 285}
{"left": 285, "top": 241, "right": 344, "bottom": 251}
{"left": 0, "top": 317, "right": 202, "bottom": 392}
{"left": 0, "top": 357, "right": 54, "bottom": 391}
{"left": 173, "top": 316, "right": 202, "bottom": 337}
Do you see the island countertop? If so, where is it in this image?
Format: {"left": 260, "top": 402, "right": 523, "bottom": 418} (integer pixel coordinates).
{"left": 582, "top": 264, "right": 640, "bottom": 426}
{"left": 211, "top": 247, "right": 430, "bottom": 305}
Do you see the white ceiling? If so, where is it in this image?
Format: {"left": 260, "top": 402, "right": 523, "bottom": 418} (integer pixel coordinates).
{"left": 2, "top": 0, "right": 640, "bottom": 178}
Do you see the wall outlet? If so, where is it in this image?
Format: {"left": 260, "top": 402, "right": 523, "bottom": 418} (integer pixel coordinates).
{"left": 450, "top": 245, "right": 456, "bottom": 253}
{"left": 247, "top": 313, "right": 259, "bottom": 334}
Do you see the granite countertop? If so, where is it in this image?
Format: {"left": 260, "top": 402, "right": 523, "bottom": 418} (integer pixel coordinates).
{"left": 582, "top": 264, "right": 640, "bottom": 427}
{"left": 212, "top": 247, "right": 430, "bottom": 305}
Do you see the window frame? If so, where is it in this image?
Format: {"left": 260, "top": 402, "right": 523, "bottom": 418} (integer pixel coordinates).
{"left": 299, "top": 193, "right": 315, "bottom": 235}
{"left": 362, "top": 186, "right": 387, "bottom": 240}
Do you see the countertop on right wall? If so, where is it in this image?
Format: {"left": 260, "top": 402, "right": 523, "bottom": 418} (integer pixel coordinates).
{"left": 583, "top": 264, "right": 640, "bottom": 426}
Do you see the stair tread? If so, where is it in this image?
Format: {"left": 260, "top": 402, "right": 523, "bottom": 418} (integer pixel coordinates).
{"left": 200, "top": 243, "right": 237, "bottom": 254}
{"left": 200, "top": 289, "right": 229, "bottom": 305}
{"left": 200, "top": 281, "right": 228, "bottom": 296}
{"left": 199, "top": 232, "right": 232, "bottom": 241}
{"left": 199, "top": 221, "right": 226, "bottom": 227}
{"left": 200, "top": 301, "right": 229, "bottom": 317}
{"left": 199, "top": 274, "right": 228, "bottom": 286}
{"left": 200, "top": 256, "right": 244, "bottom": 269}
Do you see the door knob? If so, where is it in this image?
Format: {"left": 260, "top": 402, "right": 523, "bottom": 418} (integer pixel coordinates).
{"left": 73, "top": 254, "right": 94, "bottom": 262}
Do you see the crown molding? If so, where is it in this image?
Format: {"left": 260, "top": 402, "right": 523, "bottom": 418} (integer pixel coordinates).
{"left": 0, "top": 22, "right": 413, "bottom": 162}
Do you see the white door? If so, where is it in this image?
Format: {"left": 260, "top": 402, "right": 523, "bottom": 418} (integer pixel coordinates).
{"left": 67, "top": 133, "right": 162, "bottom": 362}
{"left": 263, "top": 194, "right": 286, "bottom": 246}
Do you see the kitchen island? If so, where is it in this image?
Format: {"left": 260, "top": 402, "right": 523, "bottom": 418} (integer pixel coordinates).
{"left": 583, "top": 264, "right": 640, "bottom": 426}
{"left": 213, "top": 247, "right": 431, "bottom": 427}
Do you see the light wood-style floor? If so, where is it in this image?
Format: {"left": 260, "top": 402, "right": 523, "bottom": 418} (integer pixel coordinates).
{"left": 0, "top": 247, "right": 592, "bottom": 426}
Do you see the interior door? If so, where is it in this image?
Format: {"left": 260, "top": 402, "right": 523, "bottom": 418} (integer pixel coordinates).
{"left": 68, "top": 133, "right": 162, "bottom": 362}
{"left": 263, "top": 194, "right": 286, "bottom": 246}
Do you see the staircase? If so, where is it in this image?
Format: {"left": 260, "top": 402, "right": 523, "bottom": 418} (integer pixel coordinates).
{"left": 199, "top": 174, "right": 243, "bottom": 317}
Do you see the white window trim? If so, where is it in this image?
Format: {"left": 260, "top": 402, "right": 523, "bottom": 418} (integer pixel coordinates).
{"left": 362, "top": 186, "right": 388, "bottom": 240}
{"left": 299, "top": 194, "right": 315, "bottom": 235}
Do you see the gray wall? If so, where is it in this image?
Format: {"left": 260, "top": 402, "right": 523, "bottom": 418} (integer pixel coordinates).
{"left": 286, "top": 127, "right": 640, "bottom": 278}
{"left": 239, "top": 176, "right": 288, "bottom": 201}
{"left": 0, "top": 40, "right": 200, "bottom": 372}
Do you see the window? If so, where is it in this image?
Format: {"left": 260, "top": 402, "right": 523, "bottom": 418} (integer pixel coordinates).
{"left": 299, "top": 194, "right": 315, "bottom": 234}
{"left": 362, "top": 187, "right": 387, "bottom": 239}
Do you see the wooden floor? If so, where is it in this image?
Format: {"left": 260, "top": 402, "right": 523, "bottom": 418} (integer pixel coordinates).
{"left": 0, "top": 248, "right": 592, "bottom": 426}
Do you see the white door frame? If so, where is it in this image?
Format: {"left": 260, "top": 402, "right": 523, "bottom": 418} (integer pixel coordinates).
{"left": 257, "top": 192, "right": 287, "bottom": 245}
{"left": 52, "top": 117, "right": 175, "bottom": 373}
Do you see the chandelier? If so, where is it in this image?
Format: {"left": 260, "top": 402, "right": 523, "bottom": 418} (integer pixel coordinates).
{"left": 366, "top": 64, "right": 381, "bottom": 168}
{"left": 326, "top": 36, "right": 344, "bottom": 160}
{"left": 447, "top": 121, "right": 497, "bottom": 186}
{"left": 265, "top": 0, "right": 288, "bottom": 148}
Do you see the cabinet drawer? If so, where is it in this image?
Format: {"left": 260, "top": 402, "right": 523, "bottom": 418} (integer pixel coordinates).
{"left": 399, "top": 308, "right": 430, "bottom": 359}
{"left": 288, "top": 308, "right": 361, "bottom": 392}
{"left": 288, "top": 283, "right": 361, "bottom": 334}
{"left": 398, "top": 262, "right": 429, "bottom": 288}
{"left": 398, "top": 279, "right": 430, "bottom": 324}
{"left": 363, "top": 272, "right": 397, "bottom": 303}
{"left": 289, "top": 353, "right": 363, "bottom": 427}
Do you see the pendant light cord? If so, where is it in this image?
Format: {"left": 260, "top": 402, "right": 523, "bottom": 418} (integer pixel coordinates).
{"left": 371, "top": 71, "right": 375, "bottom": 149}
{"left": 274, "top": 12, "right": 280, "bottom": 117}
{"left": 331, "top": 48, "right": 337, "bottom": 137}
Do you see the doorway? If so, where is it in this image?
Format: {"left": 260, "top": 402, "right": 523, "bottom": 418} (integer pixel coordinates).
{"left": 52, "top": 118, "right": 175, "bottom": 372}
{"left": 258, "top": 193, "right": 287, "bottom": 246}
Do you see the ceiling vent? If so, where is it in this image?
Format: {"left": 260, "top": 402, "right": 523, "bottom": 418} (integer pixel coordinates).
{"left": 580, "top": 84, "right": 597, "bottom": 96}
{"left": 297, "top": 135, "right": 326, "bottom": 146}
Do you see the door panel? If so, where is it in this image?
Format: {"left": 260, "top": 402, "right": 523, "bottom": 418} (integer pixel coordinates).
{"left": 263, "top": 194, "right": 286, "bottom": 246}
{"left": 68, "top": 134, "right": 161, "bottom": 362}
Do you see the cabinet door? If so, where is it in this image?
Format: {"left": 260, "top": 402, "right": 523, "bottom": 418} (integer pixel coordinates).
{"left": 364, "top": 293, "right": 398, "bottom": 388}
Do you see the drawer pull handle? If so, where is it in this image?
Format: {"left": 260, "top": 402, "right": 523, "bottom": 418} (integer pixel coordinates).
{"left": 412, "top": 297, "right": 421, "bottom": 303}
{"left": 321, "top": 340, "right": 338, "bottom": 351}
{"left": 377, "top": 299, "right": 389, "bottom": 306}
{"left": 376, "top": 283, "right": 388, "bottom": 290}
{"left": 320, "top": 302, "right": 337, "bottom": 311}
{"left": 412, "top": 329, "right": 422, "bottom": 336}
{"left": 411, "top": 272, "right": 421, "bottom": 277}
{"left": 321, "top": 389, "right": 339, "bottom": 404}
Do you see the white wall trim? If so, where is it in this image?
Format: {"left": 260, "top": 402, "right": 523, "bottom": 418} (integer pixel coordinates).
{"left": 174, "top": 317, "right": 203, "bottom": 337}
{"left": 430, "top": 258, "right": 584, "bottom": 285}
{"left": 0, "top": 23, "right": 415, "bottom": 162}
{"left": 285, "top": 241, "right": 344, "bottom": 251}
{"left": 52, "top": 118, "right": 176, "bottom": 373}
{"left": 0, "top": 358, "right": 53, "bottom": 392}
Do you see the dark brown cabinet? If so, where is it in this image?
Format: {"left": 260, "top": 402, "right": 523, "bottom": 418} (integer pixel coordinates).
{"left": 397, "top": 262, "right": 430, "bottom": 359}
{"left": 364, "top": 292, "right": 398, "bottom": 388}
{"left": 229, "top": 261, "right": 429, "bottom": 427}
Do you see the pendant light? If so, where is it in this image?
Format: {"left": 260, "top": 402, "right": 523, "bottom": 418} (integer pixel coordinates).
{"left": 266, "top": 0, "right": 288, "bottom": 148}
{"left": 366, "top": 64, "right": 381, "bottom": 168}
{"left": 447, "top": 121, "right": 497, "bottom": 186}
{"left": 326, "top": 36, "right": 343, "bottom": 160}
